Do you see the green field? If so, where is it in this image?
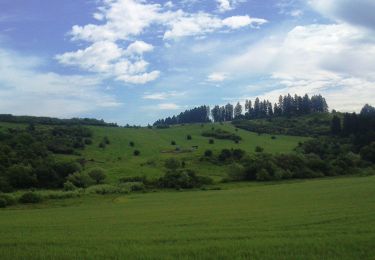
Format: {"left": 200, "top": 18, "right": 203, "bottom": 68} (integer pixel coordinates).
{"left": 1, "top": 175, "right": 375, "bottom": 259}
{"left": 80, "top": 123, "right": 308, "bottom": 182}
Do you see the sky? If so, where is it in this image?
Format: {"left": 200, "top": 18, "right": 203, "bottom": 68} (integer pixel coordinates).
{"left": 0, "top": 0, "right": 374, "bottom": 125}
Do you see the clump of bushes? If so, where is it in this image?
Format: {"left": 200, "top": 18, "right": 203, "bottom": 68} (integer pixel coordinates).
{"left": 19, "top": 192, "right": 43, "bottom": 204}
{"left": 255, "top": 146, "right": 264, "bottom": 153}
{"left": 204, "top": 150, "right": 213, "bottom": 157}
{"left": 88, "top": 168, "right": 107, "bottom": 184}
{"left": 218, "top": 148, "right": 245, "bottom": 162}
{"left": 0, "top": 194, "right": 16, "bottom": 208}
{"left": 186, "top": 135, "right": 192, "bottom": 140}
{"left": 202, "top": 129, "right": 241, "bottom": 142}
{"left": 133, "top": 150, "right": 140, "bottom": 156}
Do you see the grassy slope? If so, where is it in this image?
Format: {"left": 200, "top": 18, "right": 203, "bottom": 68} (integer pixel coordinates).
{"left": 82, "top": 123, "right": 308, "bottom": 182}
{"left": 1, "top": 175, "right": 375, "bottom": 259}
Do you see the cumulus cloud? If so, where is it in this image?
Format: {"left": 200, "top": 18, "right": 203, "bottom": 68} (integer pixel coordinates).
{"left": 58, "top": 0, "right": 267, "bottom": 84}
{"left": 0, "top": 47, "right": 120, "bottom": 117}
{"left": 218, "top": 23, "right": 375, "bottom": 111}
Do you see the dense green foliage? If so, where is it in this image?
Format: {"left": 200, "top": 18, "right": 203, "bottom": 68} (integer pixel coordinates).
{"left": 202, "top": 128, "right": 242, "bottom": 142}
{"left": 0, "top": 125, "right": 92, "bottom": 191}
{"left": 233, "top": 113, "right": 332, "bottom": 136}
{"left": 154, "top": 105, "right": 210, "bottom": 126}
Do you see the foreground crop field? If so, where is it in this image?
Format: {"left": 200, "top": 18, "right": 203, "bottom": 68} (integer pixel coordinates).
{"left": 1, "top": 175, "right": 375, "bottom": 259}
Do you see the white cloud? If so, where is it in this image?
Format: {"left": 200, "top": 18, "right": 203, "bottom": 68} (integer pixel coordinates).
{"left": 218, "top": 23, "right": 375, "bottom": 112}
{"left": 216, "top": 0, "right": 245, "bottom": 13}
{"left": 125, "top": 41, "right": 154, "bottom": 55}
{"left": 223, "top": 16, "right": 267, "bottom": 29}
{"left": 207, "top": 72, "right": 228, "bottom": 82}
{"left": 157, "top": 103, "right": 180, "bottom": 110}
{"left": 59, "top": 0, "right": 267, "bottom": 84}
{"left": 143, "top": 91, "right": 185, "bottom": 100}
{"left": 0, "top": 47, "right": 120, "bottom": 118}
{"left": 56, "top": 41, "right": 159, "bottom": 84}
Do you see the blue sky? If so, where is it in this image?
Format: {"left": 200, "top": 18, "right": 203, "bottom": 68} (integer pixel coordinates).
{"left": 0, "top": 0, "right": 374, "bottom": 125}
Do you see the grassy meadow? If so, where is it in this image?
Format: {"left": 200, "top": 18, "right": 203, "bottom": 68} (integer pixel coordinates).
{"left": 80, "top": 123, "right": 308, "bottom": 182}
{"left": 1, "top": 175, "right": 375, "bottom": 259}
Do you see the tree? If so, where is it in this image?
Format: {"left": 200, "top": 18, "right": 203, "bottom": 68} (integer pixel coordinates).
{"left": 88, "top": 168, "right": 106, "bottom": 184}
{"left": 225, "top": 103, "right": 234, "bottom": 121}
{"left": 331, "top": 115, "right": 342, "bottom": 135}
{"left": 234, "top": 102, "right": 242, "bottom": 119}
{"left": 360, "top": 104, "right": 375, "bottom": 116}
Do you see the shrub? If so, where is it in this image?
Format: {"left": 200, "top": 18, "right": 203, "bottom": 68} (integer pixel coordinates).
{"left": 19, "top": 192, "right": 43, "bottom": 204}
{"left": 360, "top": 142, "right": 375, "bottom": 163}
{"left": 227, "top": 163, "right": 246, "bottom": 181}
{"left": 204, "top": 150, "right": 213, "bottom": 157}
{"left": 84, "top": 138, "right": 93, "bottom": 145}
{"left": 271, "top": 136, "right": 276, "bottom": 140}
{"left": 158, "top": 169, "right": 213, "bottom": 189}
{"left": 0, "top": 194, "right": 16, "bottom": 207}
{"left": 209, "top": 139, "right": 214, "bottom": 144}
{"left": 129, "top": 141, "right": 135, "bottom": 147}
{"left": 164, "top": 158, "right": 181, "bottom": 170}
{"left": 98, "top": 142, "right": 106, "bottom": 149}
{"left": 67, "top": 172, "right": 93, "bottom": 188}
{"left": 218, "top": 149, "right": 232, "bottom": 162}
{"left": 87, "top": 184, "right": 122, "bottom": 195}
{"left": 232, "top": 149, "right": 245, "bottom": 160}
{"left": 256, "top": 169, "right": 272, "bottom": 181}
{"left": 186, "top": 135, "right": 192, "bottom": 140}
{"left": 88, "top": 168, "right": 106, "bottom": 184}
{"left": 130, "top": 182, "right": 145, "bottom": 191}
{"left": 133, "top": 150, "right": 140, "bottom": 156}
{"left": 0, "top": 198, "right": 7, "bottom": 208}
{"left": 171, "top": 140, "right": 176, "bottom": 145}
{"left": 63, "top": 180, "right": 77, "bottom": 191}
{"left": 103, "top": 136, "right": 110, "bottom": 145}
{"left": 7, "top": 165, "right": 37, "bottom": 189}
{"left": 255, "top": 146, "right": 264, "bottom": 153}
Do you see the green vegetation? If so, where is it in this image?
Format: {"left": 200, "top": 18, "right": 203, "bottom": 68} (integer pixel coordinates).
{"left": 1, "top": 176, "right": 375, "bottom": 259}
{"left": 233, "top": 112, "right": 333, "bottom": 136}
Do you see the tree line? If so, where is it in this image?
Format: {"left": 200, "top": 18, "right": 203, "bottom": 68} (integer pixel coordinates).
{"left": 154, "top": 94, "right": 328, "bottom": 125}
{"left": 0, "top": 114, "right": 118, "bottom": 127}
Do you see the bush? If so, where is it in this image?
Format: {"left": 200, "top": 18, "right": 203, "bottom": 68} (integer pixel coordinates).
{"left": 227, "top": 163, "right": 246, "bottom": 181}
{"left": 84, "top": 138, "right": 93, "bottom": 145}
{"left": 186, "top": 135, "right": 192, "bottom": 140}
{"left": 67, "top": 172, "right": 93, "bottom": 188}
{"left": 255, "top": 146, "right": 264, "bottom": 153}
{"left": 19, "top": 192, "right": 43, "bottom": 204}
{"left": 88, "top": 168, "right": 106, "bottom": 184}
{"left": 360, "top": 142, "right": 375, "bottom": 163}
{"left": 209, "top": 139, "right": 214, "bottom": 144}
{"left": 0, "top": 198, "right": 7, "bottom": 208}
{"left": 7, "top": 165, "right": 37, "bottom": 189}
{"left": 171, "top": 140, "right": 176, "bottom": 145}
{"left": 133, "top": 150, "right": 140, "bottom": 156}
{"left": 158, "top": 169, "right": 213, "bottom": 189}
{"left": 271, "top": 136, "right": 276, "bottom": 140}
{"left": 103, "top": 136, "right": 110, "bottom": 145}
{"left": 164, "top": 158, "right": 181, "bottom": 170}
{"left": 204, "top": 150, "right": 213, "bottom": 157}
{"left": 98, "top": 142, "right": 106, "bottom": 149}
{"left": 63, "top": 180, "right": 77, "bottom": 191}
{"left": 0, "top": 194, "right": 16, "bottom": 208}
{"left": 129, "top": 141, "right": 135, "bottom": 147}
{"left": 232, "top": 149, "right": 245, "bottom": 160}
{"left": 218, "top": 149, "right": 232, "bottom": 162}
